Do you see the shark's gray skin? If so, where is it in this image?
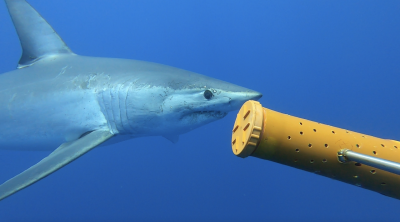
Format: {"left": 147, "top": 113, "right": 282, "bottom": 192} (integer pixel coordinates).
{"left": 0, "top": 0, "right": 262, "bottom": 200}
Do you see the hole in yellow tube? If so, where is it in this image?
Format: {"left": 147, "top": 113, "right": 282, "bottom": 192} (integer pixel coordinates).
{"left": 394, "top": 146, "right": 398, "bottom": 149}
{"left": 300, "top": 122, "right": 303, "bottom": 125}
{"left": 288, "top": 136, "right": 291, "bottom": 140}
{"left": 381, "top": 144, "right": 385, "bottom": 147}
{"left": 232, "top": 139, "right": 236, "bottom": 145}
{"left": 308, "top": 143, "right": 312, "bottom": 148}
{"left": 295, "top": 149, "right": 299, "bottom": 152}
{"left": 232, "top": 125, "right": 239, "bottom": 133}
{"left": 310, "top": 160, "right": 314, "bottom": 163}
{"left": 356, "top": 144, "right": 359, "bottom": 148}
{"left": 243, "top": 123, "right": 250, "bottom": 131}
{"left": 243, "top": 110, "right": 250, "bottom": 120}
{"left": 322, "top": 159, "right": 327, "bottom": 163}
{"left": 300, "top": 131, "right": 303, "bottom": 135}
{"left": 324, "top": 144, "right": 329, "bottom": 148}
{"left": 313, "top": 129, "right": 317, "bottom": 132}
{"left": 373, "top": 151, "right": 377, "bottom": 155}
{"left": 371, "top": 170, "right": 376, "bottom": 174}
{"left": 332, "top": 130, "right": 335, "bottom": 134}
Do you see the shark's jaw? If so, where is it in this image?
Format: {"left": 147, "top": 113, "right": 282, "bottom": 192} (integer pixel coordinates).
{"left": 181, "top": 111, "right": 228, "bottom": 120}
{"left": 179, "top": 110, "right": 228, "bottom": 129}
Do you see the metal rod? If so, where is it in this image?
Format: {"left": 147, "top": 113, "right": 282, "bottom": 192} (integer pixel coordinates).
{"left": 339, "top": 149, "right": 400, "bottom": 176}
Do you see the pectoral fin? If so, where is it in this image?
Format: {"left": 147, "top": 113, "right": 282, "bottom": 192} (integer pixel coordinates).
{"left": 163, "top": 134, "right": 179, "bottom": 143}
{"left": 0, "top": 130, "right": 114, "bottom": 201}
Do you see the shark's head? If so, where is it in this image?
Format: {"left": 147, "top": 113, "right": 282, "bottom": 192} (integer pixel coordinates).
{"left": 121, "top": 63, "right": 262, "bottom": 140}
{"left": 161, "top": 75, "right": 262, "bottom": 133}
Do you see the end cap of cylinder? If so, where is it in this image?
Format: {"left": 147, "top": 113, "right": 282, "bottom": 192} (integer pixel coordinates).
{"left": 231, "top": 100, "right": 264, "bottom": 158}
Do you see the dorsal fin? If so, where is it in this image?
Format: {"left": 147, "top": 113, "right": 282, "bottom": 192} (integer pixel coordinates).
{"left": 5, "top": 0, "right": 74, "bottom": 68}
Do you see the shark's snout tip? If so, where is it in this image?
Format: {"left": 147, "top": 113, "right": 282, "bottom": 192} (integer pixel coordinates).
{"left": 249, "top": 91, "right": 262, "bottom": 101}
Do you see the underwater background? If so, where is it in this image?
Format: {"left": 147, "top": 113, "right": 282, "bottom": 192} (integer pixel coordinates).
{"left": 1, "top": 0, "right": 400, "bottom": 221}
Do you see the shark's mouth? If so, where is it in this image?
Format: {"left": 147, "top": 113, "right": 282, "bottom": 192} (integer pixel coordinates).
{"left": 181, "top": 111, "right": 227, "bottom": 121}
{"left": 195, "top": 111, "right": 227, "bottom": 118}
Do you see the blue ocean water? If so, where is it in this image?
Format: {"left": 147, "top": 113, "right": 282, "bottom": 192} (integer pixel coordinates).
{"left": 0, "top": 0, "right": 400, "bottom": 221}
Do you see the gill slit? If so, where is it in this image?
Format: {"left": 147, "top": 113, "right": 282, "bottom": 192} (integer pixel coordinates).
{"left": 125, "top": 81, "right": 136, "bottom": 132}
{"left": 107, "top": 84, "right": 119, "bottom": 134}
{"left": 118, "top": 79, "right": 132, "bottom": 133}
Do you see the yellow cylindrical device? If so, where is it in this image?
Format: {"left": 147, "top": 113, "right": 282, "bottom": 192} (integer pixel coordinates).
{"left": 232, "top": 100, "right": 400, "bottom": 199}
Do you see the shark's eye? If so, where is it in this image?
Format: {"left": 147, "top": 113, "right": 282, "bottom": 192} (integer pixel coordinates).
{"left": 203, "top": 90, "right": 213, "bottom": 100}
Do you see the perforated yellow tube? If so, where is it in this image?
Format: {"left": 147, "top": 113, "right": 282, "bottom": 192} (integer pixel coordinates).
{"left": 232, "top": 100, "right": 400, "bottom": 199}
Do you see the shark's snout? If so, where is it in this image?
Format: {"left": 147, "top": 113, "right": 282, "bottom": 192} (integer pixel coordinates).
{"left": 249, "top": 91, "right": 262, "bottom": 101}
{"left": 223, "top": 89, "right": 263, "bottom": 113}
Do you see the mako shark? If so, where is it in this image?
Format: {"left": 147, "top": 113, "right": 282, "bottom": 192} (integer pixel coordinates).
{"left": 0, "top": 0, "right": 262, "bottom": 201}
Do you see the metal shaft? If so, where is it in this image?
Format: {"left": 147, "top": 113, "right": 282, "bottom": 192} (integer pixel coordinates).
{"left": 340, "top": 149, "right": 400, "bottom": 176}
